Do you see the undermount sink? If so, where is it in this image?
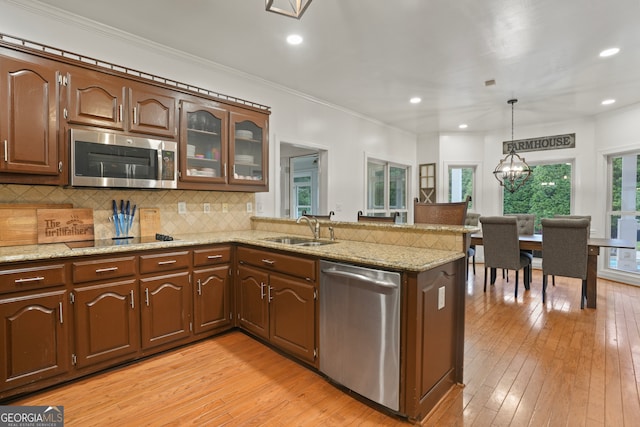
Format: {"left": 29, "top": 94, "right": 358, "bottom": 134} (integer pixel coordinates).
{"left": 263, "top": 236, "right": 336, "bottom": 246}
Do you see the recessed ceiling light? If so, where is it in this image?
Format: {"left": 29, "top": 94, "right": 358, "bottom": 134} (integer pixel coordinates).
{"left": 599, "top": 47, "right": 620, "bottom": 57}
{"left": 409, "top": 97, "right": 422, "bottom": 104}
{"left": 458, "top": 124, "right": 468, "bottom": 129}
{"left": 601, "top": 99, "right": 616, "bottom": 105}
{"left": 286, "top": 34, "right": 303, "bottom": 45}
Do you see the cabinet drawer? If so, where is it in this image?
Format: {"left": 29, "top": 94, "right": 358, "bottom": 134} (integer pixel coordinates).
{"left": 193, "top": 246, "right": 231, "bottom": 266}
{"left": 139, "top": 251, "right": 190, "bottom": 274}
{"left": 0, "top": 262, "right": 66, "bottom": 294}
{"left": 237, "top": 246, "right": 316, "bottom": 281}
{"left": 72, "top": 256, "right": 136, "bottom": 284}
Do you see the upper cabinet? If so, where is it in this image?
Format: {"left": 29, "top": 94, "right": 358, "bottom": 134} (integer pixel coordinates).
{"left": 0, "top": 51, "right": 61, "bottom": 178}
{"left": 179, "top": 100, "right": 228, "bottom": 184}
{"left": 229, "top": 110, "right": 268, "bottom": 189}
{"left": 64, "top": 70, "right": 177, "bottom": 139}
{"left": 178, "top": 101, "right": 269, "bottom": 191}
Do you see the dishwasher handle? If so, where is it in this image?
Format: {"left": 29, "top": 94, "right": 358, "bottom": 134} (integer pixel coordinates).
{"left": 321, "top": 268, "right": 398, "bottom": 289}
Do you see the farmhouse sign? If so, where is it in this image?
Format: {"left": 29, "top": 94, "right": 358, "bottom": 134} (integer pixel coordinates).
{"left": 502, "top": 133, "right": 575, "bottom": 154}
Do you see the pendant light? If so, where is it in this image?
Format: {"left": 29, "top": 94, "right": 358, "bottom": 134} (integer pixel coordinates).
{"left": 493, "top": 99, "right": 532, "bottom": 193}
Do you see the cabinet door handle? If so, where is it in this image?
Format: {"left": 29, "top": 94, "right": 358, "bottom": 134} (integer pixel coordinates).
{"left": 207, "top": 255, "right": 223, "bottom": 260}
{"left": 145, "top": 288, "right": 150, "bottom": 306}
{"left": 224, "top": 162, "right": 227, "bottom": 177}
{"left": 261, "top": 259, "right": 275, "bottom": 266}
{"left": 197, "top": 279, "right": 202, "bottom": 296}
{"left": 260, "top": 282, "right": 265, "bottom": 300}
{"left": 268, "top": 285, "right": 273, "bottom": 302}
{"left": 59, "top": 302, "right": 63, "bottom": 324}
{"left": 15, "top": 276, "right": 45, "bottom": 284}
{"left": 118, "top": 104, "right": 123, "bottom": 122}
{"left": 130, "top": 290, "right": 135, "bottom": 309}
{"left": 3, "top": 140, "right": 7, "bottom": 162}
{"left": 157, "top": 260, "right": 177, "bottom": 265}
{"left": 95, "top": 266, "right": 118, "bottom": 273}
{"left": 133, "top": 107, "right": 138, "bottom": 124}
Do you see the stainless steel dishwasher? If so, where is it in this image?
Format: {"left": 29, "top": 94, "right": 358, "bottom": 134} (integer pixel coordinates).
{"left": 319, "top": 260, "right": 401, "bottom": 411}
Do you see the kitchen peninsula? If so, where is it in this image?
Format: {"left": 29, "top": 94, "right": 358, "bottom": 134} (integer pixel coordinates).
{"left": 0, "top": 218, "right": 473, "bottom": 422}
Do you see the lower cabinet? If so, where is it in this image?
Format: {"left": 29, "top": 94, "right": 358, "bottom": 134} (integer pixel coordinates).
{"left": 236, "top": 246, "right": 318, "bottom": 366}
{"left": 0, "top": 290, "right": 69, "bottom": 391}
{"left": 140, "top": 271, "right": 191, "bottom": 349}
{"left": 72, "top": 280, "right": 139, "bottom": 369}
{"left": 193, "top": 265, "right": 232, "bottom": 334}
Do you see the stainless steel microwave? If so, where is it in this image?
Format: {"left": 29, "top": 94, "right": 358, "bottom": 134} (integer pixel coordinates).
{"left": 70, "top": 129, "right": 178, "bottom": 189}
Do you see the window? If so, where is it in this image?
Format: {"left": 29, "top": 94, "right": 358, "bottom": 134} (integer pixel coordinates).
{"left": 503, "top": 162, "right": 572, "bottom": 233}
{"left": 293, "top": 174, "right": 312, "bottom": 218}
{"left": 448, "top": 166, "right": 475, "bottom": 210}
{"left": 366, "top": 159, "right": 408, "bottom": 222}
{"left": 606, "top": 153, "right": 640, "bottom": 273}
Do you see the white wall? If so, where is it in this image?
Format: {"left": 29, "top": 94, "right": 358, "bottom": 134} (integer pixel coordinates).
{"left": 0, "top": 0, "right": 417, "bottom": 222}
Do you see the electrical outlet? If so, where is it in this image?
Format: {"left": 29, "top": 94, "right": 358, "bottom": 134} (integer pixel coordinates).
{"left": 178, "top": 202, "right": 187, "bottom": 214}
{"left": 222, "top": 203, "right": 229, "bottom": 213}
{"left": 203, "top": 203, "right": 211, "bottom": 213}
{"left": 246, "top": 202, "right": 253, "bottom": 213}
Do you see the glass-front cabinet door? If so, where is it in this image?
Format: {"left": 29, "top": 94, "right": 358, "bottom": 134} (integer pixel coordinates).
{"left": 180, "top": 101, "right": 227, "bottom": 184}
{"left": 229, "top": 110, "right": 268, "bottom": 187}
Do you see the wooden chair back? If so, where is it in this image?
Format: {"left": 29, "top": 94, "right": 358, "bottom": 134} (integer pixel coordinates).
{"left": 301, "top": 210, "right": 335, "bottom": 220}
{"left": 414, "top": 196, "right": 470, "bottom": 225}
{"left": 356, "top": 211, "right": 398, "bottom": 223}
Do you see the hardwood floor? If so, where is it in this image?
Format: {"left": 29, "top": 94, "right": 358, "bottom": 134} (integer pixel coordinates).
{"left": 9, "top": 267, "right": 640, "bottom": 426}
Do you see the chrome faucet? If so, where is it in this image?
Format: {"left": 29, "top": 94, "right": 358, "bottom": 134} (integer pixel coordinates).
{"left": 297, "top": 215, "right": 320, "bottom": 239}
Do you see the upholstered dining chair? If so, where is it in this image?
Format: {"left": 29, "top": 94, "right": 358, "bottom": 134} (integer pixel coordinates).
{"left": 504, "top": 214, "right": 536, "bottom": 283}
{"left": 465, "top": 212, "right": 481, "bottom": 275}
{"left": 541, "top": 218, "right": 590, "bottom": 308}
{"left": 550, "top": 215, "right": 591, "bottom": 286}
{"left": 302, "top": 210, "right": 335, "bottom": 220}
{"left": 479, "top": 216, "right": 532, "bottom": 297}
{"left": 357, "top": 211, "right": 398, "bottom": 223}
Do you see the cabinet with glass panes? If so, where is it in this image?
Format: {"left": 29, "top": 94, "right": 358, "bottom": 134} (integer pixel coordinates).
{"left": 179, "top": 100, "right": 227, "bottom": 184}
{"left": 229, "top": 110, "right": 268, "bottom": 188}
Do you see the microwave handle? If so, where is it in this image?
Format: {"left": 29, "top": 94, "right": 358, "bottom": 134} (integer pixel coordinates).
{"left": 157, "top": 146, "right": 163, "bottom": 180}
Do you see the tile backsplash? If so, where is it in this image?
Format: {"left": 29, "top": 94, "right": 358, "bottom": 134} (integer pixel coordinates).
{"left": 0, "top": 184, "right": 254, "bottom": 240}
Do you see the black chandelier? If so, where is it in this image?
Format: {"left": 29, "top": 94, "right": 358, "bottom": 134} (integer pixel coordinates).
{"left": 493, "top": 99, "right": 532, "bottom": 193}
{"left": 265, "top": 0, "right": 313, "bottom": 19}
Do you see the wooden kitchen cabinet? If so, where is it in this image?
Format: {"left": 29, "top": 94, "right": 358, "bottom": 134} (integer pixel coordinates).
{"left": 72, "top": 280, "right": 140, "bottom": 369}
{"left": 192, "top": 245, "right": 233, "bottom": 335}
{"left": 70, "top": 256, "right": 140, "bottom": 369}
{"left": 64, "top": 67, "right": 127, "bottom": 131}
{"left": 0, "top": 50, "right": 62, "bottom": 181}
{"left": 139, "top": 250, "right": 191, "bottom": 349}
{"left": 0, "top": 290, "right": 69, "bottom": 391}
{"left": 179, "top": 100, "right": 228, "bottom": 185}
{"left": 236, "top": 246, "right": 317, "bottom": 365}
{"left": 64, "top": 69, "right": 177, "bottom": 139}
{"left": 228, "top": 109, "right": 269, "bottom": 191}
{"left": 237, "top": 264, "right": 270, "bottom": 340}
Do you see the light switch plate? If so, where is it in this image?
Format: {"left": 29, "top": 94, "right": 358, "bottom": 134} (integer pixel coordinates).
{"left": 222, "top": 203, "right": 229, "bottom": 213}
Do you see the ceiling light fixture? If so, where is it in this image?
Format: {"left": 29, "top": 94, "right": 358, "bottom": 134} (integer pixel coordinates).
{"left": 599, "top": 47, "right": 620, "bottom": 57}
{"left": 266, "top": 0, "right": 312, "bottom": 19}
{"left": 409, "top": 97, "right": 422, "bottom": 104}
{"left": 601, "top": 98, "right": 616, "bottom": 105}
{"left": 493, "top": 99, "right": 532, "bottom": 193}
{"left": 286, "top": 34, "right": 303, "bottom": 45}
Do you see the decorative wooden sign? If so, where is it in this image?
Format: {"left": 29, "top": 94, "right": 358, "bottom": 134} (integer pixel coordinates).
{"left": 503, "top": 133, "right": 575, "bottom": 154}
{"left": 37, "top": 208, "right": 94, "bottom": 244}
{"left": 0, "top": 203, "right": 73, "bottom": 247}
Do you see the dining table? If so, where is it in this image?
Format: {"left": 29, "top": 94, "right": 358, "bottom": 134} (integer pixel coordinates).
{"left": 470, "top": 233, "right": 635, "bottom": 308}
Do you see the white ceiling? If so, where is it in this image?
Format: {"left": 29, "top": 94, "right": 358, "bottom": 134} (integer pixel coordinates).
{"left": 33, "top": 0, "right": 640, "bottom": 135}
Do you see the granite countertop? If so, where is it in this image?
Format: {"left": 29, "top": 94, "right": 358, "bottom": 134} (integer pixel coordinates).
{"left": 0, "top": 230, "right": 464, "bottom": 272}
